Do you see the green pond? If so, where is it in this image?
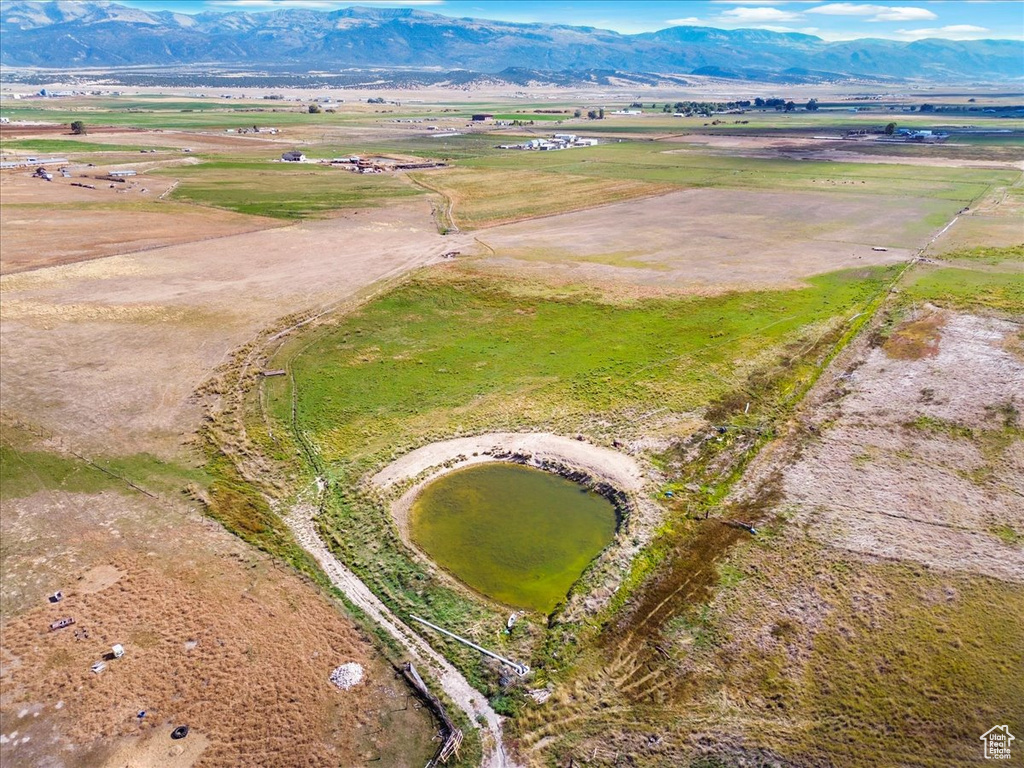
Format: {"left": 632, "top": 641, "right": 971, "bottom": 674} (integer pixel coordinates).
{"left": 409, "top": 463, "right": 618, "bottom": 613}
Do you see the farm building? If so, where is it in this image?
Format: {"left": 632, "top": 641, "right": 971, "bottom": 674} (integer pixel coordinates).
{"left": 108, "top": 170, "right": 137, "bottom": 177}
{"left": 471, "top": 114, "right": 494, "bottom": 121}
{"left": 282, "top": 151, "right": 306, "bottom": 162}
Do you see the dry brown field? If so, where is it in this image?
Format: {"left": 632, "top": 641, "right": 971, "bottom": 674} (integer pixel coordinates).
{"left": 1, "top": 171, "right": 286, "bottom": 273}
{"left": 472, "top": 188, "right": 915, "bottom": 290}
{"left": 1, "top": 189, "right": 454, "bottom": 763}
{"left": 0, "top": 199, "right": 461, "bottom": 456}
{"left": 664, "top": 133, "right": 1024, "bottom": 169}
{"left": 1, "top": 438, "right": 436, "bottom": 767}
{"left": 785, "top": 310, "right": 1024, "bottom": 581}
{"left": 930, "top": 181, "right": 1024, "bottom": 252}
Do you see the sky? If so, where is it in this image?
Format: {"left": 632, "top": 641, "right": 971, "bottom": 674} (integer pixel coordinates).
{"left": 110, "top": 0, "right": 1024, "bottom": 40}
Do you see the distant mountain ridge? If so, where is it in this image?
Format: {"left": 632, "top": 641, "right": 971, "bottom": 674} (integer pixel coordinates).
{"left": 1, "top": 1, "right": 1021, "bottom": 82}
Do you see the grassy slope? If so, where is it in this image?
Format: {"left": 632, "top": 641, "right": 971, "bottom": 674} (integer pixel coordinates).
{"left": 259, "top": 265, "right": 897, "bottom": 694}
{"left": 285, "top": 267, "right": 894, "bottom": 468}
{"left": 157, "top": 160, "right": 422, "bottom": 219}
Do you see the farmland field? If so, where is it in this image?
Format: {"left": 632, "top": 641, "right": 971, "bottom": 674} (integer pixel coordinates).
{"left": 408, "top": 141, "right": 1019, "bottom": 230}
{"left": 2, "top": 84, "right": 1021, "bottom": 768}
{"left": 158, "top": 159, "right": 423, "bottom": 219}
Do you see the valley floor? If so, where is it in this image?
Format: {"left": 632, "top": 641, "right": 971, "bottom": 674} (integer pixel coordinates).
{"left": 1, "top": 94, "right": 1021, "bottom": 767}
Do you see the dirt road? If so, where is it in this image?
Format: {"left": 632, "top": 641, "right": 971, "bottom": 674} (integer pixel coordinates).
{"left": 284, "top": 503, "right": 515, "bottom": 768}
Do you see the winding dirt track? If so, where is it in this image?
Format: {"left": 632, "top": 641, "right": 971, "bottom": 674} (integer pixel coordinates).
{"left": 284, "top": 504, "right": 514, "bottom": 768}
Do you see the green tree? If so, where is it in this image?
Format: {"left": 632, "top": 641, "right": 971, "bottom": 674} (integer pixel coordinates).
{"left": 598, "top": 107, "right": 605, "bottom": 119}
{"left": 573, "top": 109, "right": 582, "bottom": 118}
{"left": 805, "top": 98, "right": 819, "bottom": 111}
{"left": 307, "top": 104, "right": 321, "bottom": 114}
{"left": 70, "top": 121, "right": 86, "bottom": 135}
{"left": 885, "top": 122, "right": 897, "bottom": 135}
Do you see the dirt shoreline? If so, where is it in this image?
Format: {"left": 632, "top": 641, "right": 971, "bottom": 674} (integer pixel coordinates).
{"left": 373, "top": 433, "right": 647, "bottom": 529}
{"left": 374, "top": 432, "right": 646, "bottom": 489}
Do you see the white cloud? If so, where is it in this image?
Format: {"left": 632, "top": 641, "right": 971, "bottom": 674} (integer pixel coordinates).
{"left": 806, "top": 3, "right": 937, "bottom": 21}
{"left": 709, "top": 0, "right": 789, "bottom": 4}
{"left": 806, "top": 3, "right": 886, "bottom": 14}
{"left": 718, "top": 7, "right": 803, "bottom": 23}
{"left": 665, "top": 17, "right": 704, "bottom": 26}
{"left": 871, "top": 7, "right": 939, "bottom": 21}
{"left": 894, "top": 24, "right": 992, "bottom": 40}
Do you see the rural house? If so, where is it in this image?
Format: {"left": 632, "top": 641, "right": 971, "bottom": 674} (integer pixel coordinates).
{"left": 281, "top": 150, "right": 306, "bottom": 162}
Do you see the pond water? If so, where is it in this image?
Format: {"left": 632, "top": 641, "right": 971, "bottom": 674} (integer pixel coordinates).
{"left": 409, "top": 462, "right": 617, "bottom": 613}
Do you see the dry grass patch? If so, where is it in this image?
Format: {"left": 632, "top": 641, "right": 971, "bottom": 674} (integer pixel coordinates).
{"left": 0, "top": 170, "right": 283, "bottom": 274}
{"left": 472, "top": 188, "right": 917, "bottom": 291}
{"left": 410, "top": 167, "right": 672, "bottom": 229}
{"left": 785, "top": 312, "right": 1024, "bottom": 582}
{"left": 1, "top": 552, "right": 436, "bottom": 767}
{"left": 882, "top": 310, "right": 946, "bottom": 360}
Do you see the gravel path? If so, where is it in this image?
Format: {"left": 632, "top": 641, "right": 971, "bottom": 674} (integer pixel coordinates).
{"left": 284, "top": 503, "right": 514, "bottom": 768}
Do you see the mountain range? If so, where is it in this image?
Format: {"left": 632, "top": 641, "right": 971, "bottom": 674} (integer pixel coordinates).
{"left": 1, "top": 1, "right": 1021, "bottom": 82}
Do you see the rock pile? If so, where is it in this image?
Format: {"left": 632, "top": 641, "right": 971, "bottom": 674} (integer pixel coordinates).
{"left": 329, "top": 662, "right": 364, "bottom": 690}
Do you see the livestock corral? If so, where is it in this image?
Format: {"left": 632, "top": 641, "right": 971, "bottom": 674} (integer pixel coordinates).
{"left": 1, "top": 86, "right": 1022, "bottom": 768}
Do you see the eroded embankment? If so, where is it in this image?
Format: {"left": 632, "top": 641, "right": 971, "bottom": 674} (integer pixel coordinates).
{"left": 372, "top": 432, "right": 646, "bottom": 494}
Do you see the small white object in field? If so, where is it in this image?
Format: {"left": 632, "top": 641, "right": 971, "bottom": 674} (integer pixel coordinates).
{"left": 329, "top": 663, "right": 364, "bottom": 690}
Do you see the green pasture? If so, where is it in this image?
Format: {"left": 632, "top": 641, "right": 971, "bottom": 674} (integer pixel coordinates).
{"left": 488, "top": 113, "right": 569, "bottom": 122}
{"left": 352, "top": 133, "right": 520, "bottom": 161}
{"left": 0, "top": 138, "right": 173, "bottom": 153}
{"left": 155, "top": 159, "right": 421, "bottom": 218}
{"left": 280, "top": 267, "right": 895, "bottom": 470}
{"left": 0, "top": 105, "right": 358, "bottom": 131}
{"left": 904, "top": 265, "right": 1024, "bottom": 313}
